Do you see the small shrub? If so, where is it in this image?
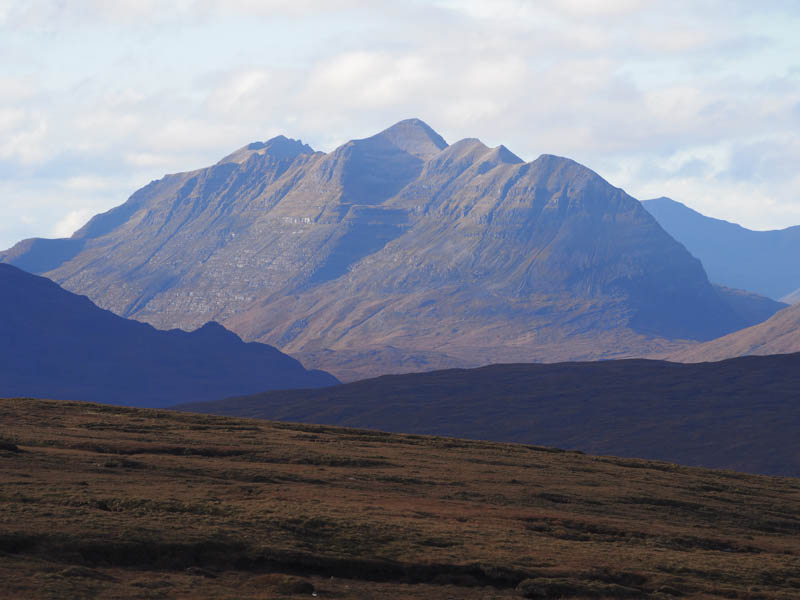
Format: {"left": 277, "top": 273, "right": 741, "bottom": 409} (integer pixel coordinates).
{"left": 254, "top": 574, "right": 315, "bottom": 595}
{"left": 0, "top": 440, "right": 20, "bottom": 453}
{"left": 516, "top": 577, "right": 642, "bottom": 598}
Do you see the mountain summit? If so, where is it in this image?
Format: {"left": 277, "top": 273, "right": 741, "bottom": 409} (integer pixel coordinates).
{"left": 217, "top": 135, "right": 315, "bottom": 165}
{"left": 1, "top": 120, "right": 778, "bottom": 379}
{"left": 372, "top": 118, "right": 449, "bottom": 159}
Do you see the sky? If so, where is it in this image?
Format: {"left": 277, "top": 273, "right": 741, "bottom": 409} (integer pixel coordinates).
{"left": 1, "top": 0, "right": 799, "bottom": 250}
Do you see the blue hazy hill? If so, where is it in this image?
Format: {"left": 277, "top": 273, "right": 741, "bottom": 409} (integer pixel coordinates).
{"left": 0, "top": 264, "right": 338, "bottom": 407}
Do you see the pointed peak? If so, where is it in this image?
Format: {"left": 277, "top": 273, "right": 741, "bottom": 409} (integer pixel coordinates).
{"left": 263, "top": 135, "right": 314, "bottom": 157}
{"left": 191, "top": 321, "right": 243, "bottom": 342}
{"left": 430, "top": 139, "right": 524, "bottom": 174}
{"left": 530, "top": 154, "right": 609, "bottom": 188}
{"left": 532, "top": 153, "right": 592, "bottom": 175}
{"left": 373, "top": 118, "right": 448, "bottom": 160}
{"left": 217, "top": 136, "right": 314, "bottom": 165}
{"left": 449, "top": 137, "right": 488, "bottom": 151}
{"left": 534, "top": 153, "right": 580, "bottom": 167}
{"left": 432, "top": 138, "right": 488, "bottom": 162}
{"left": 489, "top": 144, "right": 524, "bottom": 165}
{"left": 642, "top": 197, "right": 686, "bottom": 208}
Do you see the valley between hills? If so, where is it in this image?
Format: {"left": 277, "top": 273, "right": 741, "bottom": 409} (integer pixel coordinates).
{"left": 2, "top": 398, "right": 800, "bottom": 600}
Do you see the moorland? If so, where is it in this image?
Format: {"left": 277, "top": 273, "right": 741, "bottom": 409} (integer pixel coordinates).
{"left": 2, "top": 398, "right": 800, "bottom": 599}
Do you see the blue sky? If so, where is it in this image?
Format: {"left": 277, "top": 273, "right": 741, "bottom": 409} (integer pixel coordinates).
{"left": 1, "top": 0, "right": 799, "bottom": 249}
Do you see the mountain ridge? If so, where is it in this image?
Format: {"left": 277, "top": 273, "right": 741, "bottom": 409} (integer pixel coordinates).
{"left": 1, "top": 120, "right": 781, "bottom": 379}
{"left": 642, "top": 196, "right": 800, "bottom": 299}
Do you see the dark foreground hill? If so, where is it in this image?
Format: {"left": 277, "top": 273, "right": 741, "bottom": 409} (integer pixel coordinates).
{"left": 2, "top": 398, "right": 800, "bottom": 599}
{"left": 179, "top": 353, "right": 800, "bottom": 476}
{"left": 2, "top": 120, "right": 779, "bottom": 379}
{"left": 643, "top": 197, "right": 800, "bottom": 300}
{"left": 0, "top": 264, "right": 336, "bottom": 407}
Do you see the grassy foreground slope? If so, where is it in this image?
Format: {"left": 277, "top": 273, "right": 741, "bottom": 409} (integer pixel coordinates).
{"left": 2, "top": 398, "right": 800, "bottom": 599}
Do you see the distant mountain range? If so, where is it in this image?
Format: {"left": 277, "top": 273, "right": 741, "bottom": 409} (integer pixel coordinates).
{"left": 177, "top": 353, "right": 800, "bottom": 477}
{"left": 1, "top": 120, "right": 783, "bottom": 379}
{"left": 642, "top": 197, "right": 800, "bottom": 300}
{"left": 0, "top": 264, "right": 337, "bottom": 407}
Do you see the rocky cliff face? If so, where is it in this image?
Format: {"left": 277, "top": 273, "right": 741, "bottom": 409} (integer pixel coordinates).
{"left": 1, "top": 119, "right": 772, "bottom": 379}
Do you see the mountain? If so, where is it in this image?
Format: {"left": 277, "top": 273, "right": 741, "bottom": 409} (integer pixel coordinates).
{"left": 1, "top": 120, "right": 779, "bottom": 379}
{"left": 781, "top": 287, "right": 800, "bottom": 304}
{"left": 0, "top": 264, "right": 337, "bottom": 407}
{"left": 669, "top": 301, "right": 800, "bottom": 362}
{"left": 177, "top": 353, "right": 800, "bottom": 476}
{"left": 712, "top": 284, "right": 786, "bottom": 327}
{"left": 6, "top": 397, "right": 800, "bottom": 599}
{"left": 642, "top": 197, "right": 800, "bottom": 299}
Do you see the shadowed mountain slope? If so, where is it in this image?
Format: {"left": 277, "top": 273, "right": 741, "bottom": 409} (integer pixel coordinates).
{"left": 669, "top": 301, "right": 800, "bottom": 362}
{"left": 643, "top": 197, "right": 800, "bottom": 299}
{"left": 1, "top": 120, "right": 778, "bottom": 379}
{"left": 712, "top": 284, "right": 786, "bottom": 328}
{"left": 0, "top": 264, "right": 337, "bottom": 407}
{"left": 178, "top": 353, "right": 800, "bottom": 476}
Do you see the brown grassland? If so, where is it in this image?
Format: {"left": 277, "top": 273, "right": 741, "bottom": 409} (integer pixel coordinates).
{"left": 1, "top": 397, "right": 800, "bottom": 599}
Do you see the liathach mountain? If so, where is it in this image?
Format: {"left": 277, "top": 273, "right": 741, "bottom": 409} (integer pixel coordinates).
{"left": 0, "top": 263, "right": 337, "bottom": 406}
{"left": 0, "top": 119, "right": 782, "bottom": 380}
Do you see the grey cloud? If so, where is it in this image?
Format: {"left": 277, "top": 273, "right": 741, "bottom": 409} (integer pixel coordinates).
{"left": 721, "top": 139, "right": 800, "bottom": 183}
{"left": 2, "top": 0, "right": 800, "bottom": 246}
{"left": 635, "top": 157, "right": 714, "bottom": 183}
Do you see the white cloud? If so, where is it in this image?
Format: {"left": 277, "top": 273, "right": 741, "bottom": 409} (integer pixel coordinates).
{"left": 52, "top": 208, "right": 95, "bottom": 238}
{"left": 304, "top": 52, "right": 434, "bottom": 109}
{"left": 62, "top": 175, "right": 116, "bottom": 192}
{"left": 0, "top": 107, "right": 26, "bottom": 131}
{"left": 0, "top": 111, "right": 49, "bottom": 164}
{"left": 123, "top": 151, "right": 182, "bottom": 169}
{"left": 549, "top": 0, "right": 646, "bottom": 17}
{"left": 0, "top": 0, "right": 371, "bottom": 29}
{"left": 0, "top": 0, "right": 799, "bottom": 251}
{"left": 208, "top": 69, "right": 273, "bottom": 114}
